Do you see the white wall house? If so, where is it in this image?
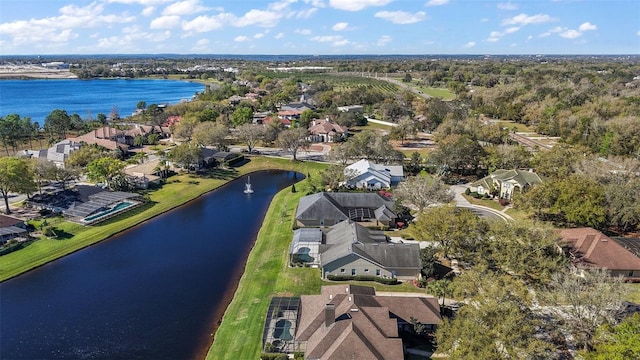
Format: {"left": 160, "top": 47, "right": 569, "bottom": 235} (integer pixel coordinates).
{"left": 344, "top": 159, "right": 404, "bottom": 189}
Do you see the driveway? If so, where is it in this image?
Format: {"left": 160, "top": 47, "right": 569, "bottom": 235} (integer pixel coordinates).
{"left": 450, "top": 185, "right": 512, "bottom": 222}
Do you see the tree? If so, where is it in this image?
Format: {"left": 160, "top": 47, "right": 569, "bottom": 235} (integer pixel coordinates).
{"left": 394, "top": 175, "right": 453, "bottom": 211}
{"left": 604, "top": 177, "right": 640, "bottom": 232}
{"left": 420, "top": 246, "right": 439, "bottom": 279}
{"left": 318, "top": 164, "right": 350, "bottom": 190}
{"left": 586, "top": 313, "right": 640, "bottom": 360}
{"left": 0, "top": 114, "right": 23, "bottom": 154}
{"left": 430, "top": 134, "right": 485, "bottom": 176}
{"left": 44, "top": 109, "right": 72, "bottom": 140}
{"left": 436, "top": 270, "right": 556, "bottom": 359}
{"left": 33, "top": 159, "right": 79, "bottom": 192}
{"left": 86, "top": 157, "right": 127, "bottom": 190}
{"left": 236, "top": 123, "right": 266, "bottom": 153}
{"left": 136, "top": 100, "right": 147, "bottom": 110}
{"left": 486, "top": 221, "right": 567, "bottom": 284}
{"left": 426, "top": 278, "right": 451, "bottom": 307}
{"left": 0, "top": 157, "right": 36, "bottom": 214}
{"left": 409, "top": 204, "right": 487, "bottom": 260}
{"left": 277, "top": 128, "right": 309, "bottom": 161}
{"left": 66, "top": 145, "right": 109, "bottom": 168}
{"left": 299, "top": 109, "right": 315, "bottom": 128}
{"left": 517, "top": 174, "right": 607, "bottom": 228}
{"left": 168, "top": 142, "right": 202, "bottom": 173}
{"left": 541, "top": 268, "right": 630, "bottom": 351}
{"left": 171, "top": 115, "right": 199, "bottom": 142}
{"left": 389, "top": 117, "right": 416, "bottom": 145}
{"left": 192, "top": 121, "right": 229, "bottom": 150}
{"left": 230, "top": 106, "right": 253, "bottom": 127}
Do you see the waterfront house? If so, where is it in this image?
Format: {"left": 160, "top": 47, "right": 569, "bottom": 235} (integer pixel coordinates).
{"left": 295, "top": 192, "right": 396, "bottom": 228}
{"left": 294, "top": 285, "right": 441, "bottom": 359}
{"left": 291, "top": 220, "right": 421, "bottom": 280}
{"left": 0, "top": 214, "right": 28, "bottom": 244}
{"left": 73, "top": 126, "right": 131, "bottom": 152}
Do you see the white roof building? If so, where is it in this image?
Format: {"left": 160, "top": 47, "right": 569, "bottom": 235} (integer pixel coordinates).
{"left": 344, "top": 159, "right": 404, "bottom": 189}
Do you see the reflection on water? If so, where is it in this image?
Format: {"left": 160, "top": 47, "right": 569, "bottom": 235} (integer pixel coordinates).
{"left": 0, "top": 170, "right": 300, "bottom": 360}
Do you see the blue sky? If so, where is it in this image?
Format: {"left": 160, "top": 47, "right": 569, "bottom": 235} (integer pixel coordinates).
{"left": 0, "top": 0, "right": 638, "bottom": 55}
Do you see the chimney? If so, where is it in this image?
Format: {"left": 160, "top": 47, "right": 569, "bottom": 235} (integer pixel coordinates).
{"left": 325, "top": 304, "right": 335, "bottom": 327}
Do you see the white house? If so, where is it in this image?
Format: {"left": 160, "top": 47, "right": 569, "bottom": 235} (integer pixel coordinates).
{"left": 344, "top": 159, "right": 404, "bottom": 189}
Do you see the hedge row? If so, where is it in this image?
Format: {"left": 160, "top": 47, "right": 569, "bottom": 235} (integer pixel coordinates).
{"left": 327, "top": 274, "right": 398, "bottom": 285}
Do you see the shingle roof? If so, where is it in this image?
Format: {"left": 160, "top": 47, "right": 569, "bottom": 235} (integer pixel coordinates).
{"left": 472, "top": 169, "right": 544, "bottom": 189}
{"left": 296, "top": 192, "right": 397, "bottom": 224}
{"left": 0, "top": 214, "right": 23, "bottom": 228}
{"left": 559, "top": 227, "right": 640, "bottom": 272}
{"left": 297, "top": 285, "right": 440, "bottom": 360}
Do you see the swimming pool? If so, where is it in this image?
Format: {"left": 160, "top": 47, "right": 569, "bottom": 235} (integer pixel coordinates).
{"left": 83, "top": 201, "right": 135, "bottom": 223}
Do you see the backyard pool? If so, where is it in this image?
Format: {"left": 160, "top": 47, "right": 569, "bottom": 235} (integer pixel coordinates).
{"left": 83, "top": 201, "right": 135, "bottom": 223}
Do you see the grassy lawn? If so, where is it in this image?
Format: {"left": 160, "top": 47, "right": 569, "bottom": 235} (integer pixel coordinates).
{"left": 462, "top": 194, "right": 506, "bottom": 212}
{"left": 624, "top": 283, "right": 640, "bottom": 303}
{"left": 206, "top": 164, "right": 427, "bottom": 359}
{"left": 0, "top": 157, "right": 318, "bottom": 282}
{"left": 495, "top": 120, "right": 533, "bottom": 133}
{"left": 420, "top": 87, "right": 456, "bottom": 100}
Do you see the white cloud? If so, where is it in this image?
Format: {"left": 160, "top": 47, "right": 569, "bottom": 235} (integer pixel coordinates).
{"left": 235, "top": 9, "right": 282, "bottom": 27}
{"left": 269, "top": 0, "right": 297, "bottom": 11}
{"left": 481, "top": 18, "right": 489, "bottom": 22}
{"left": 107, "top": 0, "right": 172, "bottom": 5}
{"left": 463, "top": 41, "right": 476, "bottom": 48}
{"left": 297, "top": 7, "right": 318, "bottom": 18}
{"left": 234, "top": 35, "right": 250, "bottom": 42}
{"left": 0, "top": 2, "right": 135, "bottom": 47}
{"left": 163, "top": 0, "right": 209, "bottom": 15}
{"left": 142, "top": 6, "right": 156, "bottom": 16}
{"left": 310, "top": 35, "right": 343, "bottom": 42}
{"left": 579, "top": 22, "right": 597, "bottom": 31}
{"left": 275, "top": 32, "right": 285, "bottom": 39}
{"left": 426, "top": 0, "right": 449, "bottom": 6}
{"left": 150, "top": 15, "right": 181, "bottom": 29}
{"left": 332, "top": 22, "right": 349, "bottom": 31}
{"left": 374, "top": 11, "right": 427, "bottom": 24}
{"left": 377, "top": 35, "right": 392, "bottom": 46}
{"left": 304, "top": 0, "right": 326, "bottom": 7}
{"left": 195, "top": 38, "right": 209, "bottom": 46}
{"left": 497, "top": 2, "right": 517, "bottom": 10}
{"left": 502, "top": 13, "right": 554, "bottom": 26}
{"left": 329, "top": 0, "right": 392, "bottom": 11}
{"left": 182, "top": 13, "right": 233, "bottom": 32}
{"left": 295, "top": 28, "right": 312, "bottom": 35}
{"left": 637, "top": 30, "right": 640, "bottom": 36}
{"left": 560, "top": 29, "right": 581, "bottom": 39}
{"left": 332, "top": 39, "right": 350, "bottom": 46}
{"left": 191, "top": 38, "right": 210, "bottom": 52}
{"left": 486, "top": 26, "right": 519, "bottom": 42}
{"left": 254, "top": 33, "right": 265, "bottom": 39}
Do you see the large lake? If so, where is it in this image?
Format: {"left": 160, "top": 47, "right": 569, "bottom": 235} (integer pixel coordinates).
{"left": 0, "top": 170, "right": 300, "bottom": 359}
{"left": 0, "top": 79, "right": 204, "bottom": 125}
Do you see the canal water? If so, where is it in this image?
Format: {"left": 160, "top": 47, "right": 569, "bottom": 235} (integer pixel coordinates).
{"left": 0, "top": 170, "right": 300, "bottom": 360}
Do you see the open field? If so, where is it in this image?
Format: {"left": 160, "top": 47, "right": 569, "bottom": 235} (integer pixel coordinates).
{"left": 0, "top": 157, "right": 313, "bottom": 282}
{"left": 416, "top": 86, "right": 456, "bottom": 100}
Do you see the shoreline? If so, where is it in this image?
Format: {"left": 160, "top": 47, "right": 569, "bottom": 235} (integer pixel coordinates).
{"left": 0, "top": 160, "right": 290, "bottom": 282}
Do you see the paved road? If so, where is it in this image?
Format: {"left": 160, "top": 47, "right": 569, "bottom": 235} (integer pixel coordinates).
{"left": 450, "top": 185, "right": 512, "bottom": 222}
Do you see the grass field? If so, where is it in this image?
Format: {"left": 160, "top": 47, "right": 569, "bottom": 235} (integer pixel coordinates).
{"left": 206, "top": 163, "right": 427, "bottom": 359}
{"left": 420, "top": 87, "right": 456, "bottom": 100}
{"left": 0, "top": 157, "right": 317, "bottom": 282}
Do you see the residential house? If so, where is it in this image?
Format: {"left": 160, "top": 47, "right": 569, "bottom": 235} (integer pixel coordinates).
{"left": 469, "top": 169, "right": 544, "bottom": 200}
{"left": 559, "top": 227, "right": 640, "bottom": 281}
{"left": 344, "top": 159, "right": 404, "bottom": 190}
{"left": 278, "top": 109, "right": 302, "bottom": 123}
{"left": 124, "top": 159, "right": 163, "bottom": 189}
{"left": 62, "top": 185, "right": 143, "bottom": 225}
{"left": 0, "top": 214, "right": 28, "bottom": 244}
{"left": 21, "top": 139, "right": 82, "bottom": 168}
{"left": 295, "top": 192, "right": 397, "bottom": 228}
{"left": 73, "top": 126, "right": 131, "bottom": 152}
{"left": 337, "top": 105, "right": 364, "bottom": 113}
{"left": 291, "top": 220, "right": 421, "bottom": 280}
{"left": 293, "top": 285, "right": 441, "bottom": 359}
{"left": 307, "top": 118, "right": 347, "bottom": 143}
{"left": 280, "top": 98, "right": 315, "bottom": 112}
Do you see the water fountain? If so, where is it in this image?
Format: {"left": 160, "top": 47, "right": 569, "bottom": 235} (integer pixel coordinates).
{"left": 244, "top": 176, "right": 254, "bottom": 194}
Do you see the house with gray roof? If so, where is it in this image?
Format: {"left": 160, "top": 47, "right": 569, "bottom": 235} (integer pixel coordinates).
{"left": 469, "top": 169, "right": 544, "bottom": 200}
{"left": 0, "top": 214, "right": 28, "bottom": 244}
{"left": 295, "top": 192, "right": 397, "bottom": 228}
{"left": 294, "top": 220, "right": 420, "bottom": 280}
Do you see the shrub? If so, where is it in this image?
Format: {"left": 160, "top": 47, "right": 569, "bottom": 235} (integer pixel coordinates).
{"left": 498, "top": 198, "right": 510, "bottom": 206}
{"left": 261, "top": 353, "right": 288, "bottom": 360}
{"left": 464, "top": 188, "right": 471, "bottom": 195}
{"left": 326, "top": 274, "right": 398, "bottom": 285}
